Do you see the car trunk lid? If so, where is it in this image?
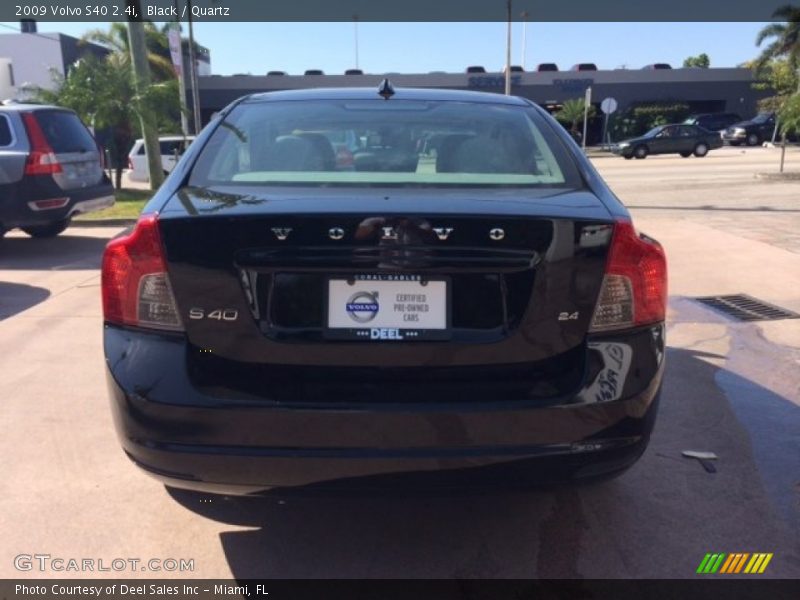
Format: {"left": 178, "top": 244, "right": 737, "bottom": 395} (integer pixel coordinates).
{"left": 156, "top": 186, "right": 613, "bottom": 374}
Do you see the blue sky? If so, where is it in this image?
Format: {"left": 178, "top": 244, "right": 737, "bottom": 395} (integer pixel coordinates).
{"left": 0, "top": 21, "right": 769, "bottom": 74}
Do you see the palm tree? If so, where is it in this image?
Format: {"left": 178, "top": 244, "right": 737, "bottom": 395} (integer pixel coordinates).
{"left": 81, "top": 23, "right": 175, "bottom": 81}
{"left": 555, "top": 98, "right": 596, "bottom": 138}
{"left": 755, "top": 5, "right": 800, "bottom": 91}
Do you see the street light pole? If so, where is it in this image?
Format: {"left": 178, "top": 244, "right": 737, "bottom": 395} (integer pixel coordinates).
{"left": 171, "top": 0, "right": 189, "bottom": 139}
{"left": 126, "top": 1, "right": 164, "bottom": 190}
{"left": 353, "top": 16, "right": 359, "bottom": 70}
{"left": 521, "top": 10, "right": 528, "bottom": 71}
{"left": 186, "top": 0, "right": 202, "bottom": 134}
{"left": 504, "top": 0, "right": 512, "bottom": 95}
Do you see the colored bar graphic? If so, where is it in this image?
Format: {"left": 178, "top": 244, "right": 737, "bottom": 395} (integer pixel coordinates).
{"left": 710, "top": 553, "right": 726, "bottom": 573}
{"left": 721, "top": 553, "right": 738, "bottom": 573}
{"left": 699, "top": 552, "right": 773, "bottom": 575}
{"left": 697, "top": 554, "right": 712, "bottom": 574}
{"left": 719, "top": 554, "right": 736, "bottom": 574}
{"left": 734, "top": 553, "right": 749, "bottom": 573}
{"left": 744, "top": 554, "right": 760, "bottom": 574}
{"left": 703, "top": 554, "right": 719, "bottom": 573}
{"left": 758, "top": 553, "right": 773, "bottom": 573}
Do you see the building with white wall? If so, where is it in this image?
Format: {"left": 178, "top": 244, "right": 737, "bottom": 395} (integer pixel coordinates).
{"left": 0, "top": 26, "right": 108, "bottom": 100}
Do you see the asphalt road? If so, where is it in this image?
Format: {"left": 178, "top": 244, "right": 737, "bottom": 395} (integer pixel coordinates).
{"left": 1, "top": 147, "right": 799, "bottom": 579}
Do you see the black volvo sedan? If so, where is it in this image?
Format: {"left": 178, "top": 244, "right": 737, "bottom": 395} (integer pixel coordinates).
{"left": 102, "top": 84, "right": 667, "bottom": 494}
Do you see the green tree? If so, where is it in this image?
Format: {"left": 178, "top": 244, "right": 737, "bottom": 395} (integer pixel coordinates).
{"left": 28, "top": 51, "right": 180, "bottom": 189}
{"left": 755, "top": 5, "right": 800, "bottom": 91}
{"left": 777, "top": 93, "right": 800, "bottom": 171}
{"left": 81, "top": 22, "right": 175, "bottom": 82}
{"left": 683, "top": 53, "right": 710, "bottom": 68}
{"left": 555, "top": 98, "right": 596, "bottom": 137}
{"left": 750, "top": 58, "right": 799, "bottom": 111}
{"left": 29, "top": 54, "right": 136, "bottom": 189}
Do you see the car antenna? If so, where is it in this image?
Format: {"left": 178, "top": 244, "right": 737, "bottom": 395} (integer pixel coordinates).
{"left": 378, "top": 78, "right": 395, "bottom": 100}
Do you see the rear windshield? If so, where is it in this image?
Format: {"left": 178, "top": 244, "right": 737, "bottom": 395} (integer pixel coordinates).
{"left": 34, "top": 110, "right": 96, "bottom": 153}
{"left": 0, "top": 115, "right": 12, "bottom": 146}
{"left": 189, "top": 99, "right": 581, "bottom": 188}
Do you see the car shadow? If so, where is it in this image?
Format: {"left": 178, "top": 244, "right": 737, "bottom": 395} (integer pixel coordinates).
{"left": 0, "top": 231, "right": 118, "bottom": 271}
{"left": 165, "top": 346, "right": 800, "bottom": 578}
{"left": 0, "top": 281, "right": 50, "bottom": 320}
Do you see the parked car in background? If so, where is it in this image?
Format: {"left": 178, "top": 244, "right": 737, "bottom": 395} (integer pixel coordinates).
{"left": 641, "top": 63, "right": 672, "bottom": 70}
{"left": 127, "top": 136, "right": 195, "bottom": 182}
{"left": 571, "top": 63, "right": 598, "bottom": 71}
{"left": 0, "top": 104, "right": 113, "bottom": 238}
{"left": 102, "top": 85, "right": 667, "bottom": 494}
{"left": 536, "top": 63, "right": 559, "bottom": 72}
{"left": 722, "top": 113, "right": 777, "bottom": 146}
{"left": 683, "top": 112, "right": 742, "bottom": 134}
{"left": 613, "top": 124, "right": 723, "bottom": 159}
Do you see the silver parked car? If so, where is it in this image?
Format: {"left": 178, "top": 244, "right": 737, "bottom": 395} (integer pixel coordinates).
{"left": 0, "top": 103, "right": 114, "bottom": 238}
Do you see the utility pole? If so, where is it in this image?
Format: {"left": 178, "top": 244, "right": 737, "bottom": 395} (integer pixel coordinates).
{"left": 126, "top": 0, "right": 164, "bottom": 190}
{"left": 504, "top": 0, "right": 512, "bottom": 95}
{"left": 520, "top": 10, "right": 528, "bottom": 71}
{"left": 171, "top": 0, "right": 189, "bottom": 139}
{"left": 353, "top": 15, "right": 359, "bottom": 70}
{"left": 187, "top": 0, "right": 202, "bottom": 134}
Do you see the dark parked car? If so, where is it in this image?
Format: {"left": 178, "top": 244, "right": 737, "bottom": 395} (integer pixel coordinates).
{"left": 0, "top": 104, "right": 113, "bottom": 238}
{"left": 641, "top": 63, "right": 672, "bottom": 70}
{"left": 102, "top": 85, "right": 667, "bottom": 494}
{"left": 571, "top": 63, "right": 598, "bottom": 71}
{"left": 536, "top": 63, "right": 559, "bottom": 72}
{"left": 613, "top": 124, "right": 723, "bottom": 159}
{"left": 684, "top": 112, "right": 742, "bottom": 133}
{"left": 722, "top": 112, "right": 777, "bottom": 146}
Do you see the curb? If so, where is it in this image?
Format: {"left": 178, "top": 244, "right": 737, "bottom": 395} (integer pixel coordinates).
{"left": 754, "top": 172, "right": 800, "bottom": 181}
{"left": 72, "top": 219, "right": 137, "bottom": 227}
{"left": 586, "top": 153, "right": 618, "bottom": 159}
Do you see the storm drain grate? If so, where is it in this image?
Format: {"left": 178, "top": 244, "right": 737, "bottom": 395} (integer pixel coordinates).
{"left": 693, "top": 294, "right": 800, "bottom": 322}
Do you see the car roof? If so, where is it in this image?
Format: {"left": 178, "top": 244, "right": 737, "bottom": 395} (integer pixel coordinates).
{"left": 245, "top": 86, "right": 530, "bottom": 106}
{"left": 0, "top": 103, "right": 75, "bottom": 113}
{"left": 132, "top": 135, "right": 196, "bottom": 143}
{"left": 690, "top": 112, "right": 738, "bottom": 118}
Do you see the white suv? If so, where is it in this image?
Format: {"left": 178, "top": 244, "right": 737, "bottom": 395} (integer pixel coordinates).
{"left": 127, "top": 135, "right": 195, "bottom": 182}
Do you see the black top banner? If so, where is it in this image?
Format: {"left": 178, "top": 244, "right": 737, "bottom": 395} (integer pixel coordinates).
{"left": 2, "top": 0, "right": 796, "bottom": 22}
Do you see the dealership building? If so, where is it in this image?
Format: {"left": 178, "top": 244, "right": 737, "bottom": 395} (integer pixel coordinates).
{"left": 197, "top": 67, "right": 769, "bottom": 143}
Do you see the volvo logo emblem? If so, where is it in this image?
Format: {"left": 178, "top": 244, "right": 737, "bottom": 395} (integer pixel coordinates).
{"left": 271, "top": 227, "right": 292, "bottom": 241}
{"left": 381, "top": 226, "right": 398, "bottom": 240}
{"left": 346, "top": 291, "right": 380, "bottom": 323}
{"left": 489, "top": 228, "right": 505, "bottom": 241}
{"left": 433, "top": 227, "right": 454, "bottom": 240}
{"left": 329, "top": 227, "right": 345, "bottom": 240}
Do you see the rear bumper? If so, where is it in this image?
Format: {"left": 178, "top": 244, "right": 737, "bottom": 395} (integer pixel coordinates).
{"left": 722, "top": 132, "right": 747, "bottom": 142}
{"left": 105, "top": 324, "right": 665, "bottom": 494}
{"left": 0, "top": 174, "right": 114, "bottom": 229}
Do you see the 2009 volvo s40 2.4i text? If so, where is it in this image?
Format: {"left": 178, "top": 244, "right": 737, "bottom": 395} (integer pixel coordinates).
{"left": 102, "top": 84, "right": 667, "bottom": 494}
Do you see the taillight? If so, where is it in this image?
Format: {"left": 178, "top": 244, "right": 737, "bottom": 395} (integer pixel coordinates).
{"left": 589, "top": 219, "right": 667, "bottom": 332}
{"left": 21, "top": 112, "right": 63, "bottom": 175}
{"left": 101, "top": 214, "right": 183, "bottom": 331}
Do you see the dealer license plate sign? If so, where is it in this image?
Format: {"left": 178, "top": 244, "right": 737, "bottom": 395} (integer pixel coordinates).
{"left": 326, "top": 275, "right": 449, "bottom": 341}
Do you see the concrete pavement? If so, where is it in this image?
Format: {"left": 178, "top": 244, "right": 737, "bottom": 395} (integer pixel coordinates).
{"left": 0, "top": 148, "right": 798, "bottom": 579}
